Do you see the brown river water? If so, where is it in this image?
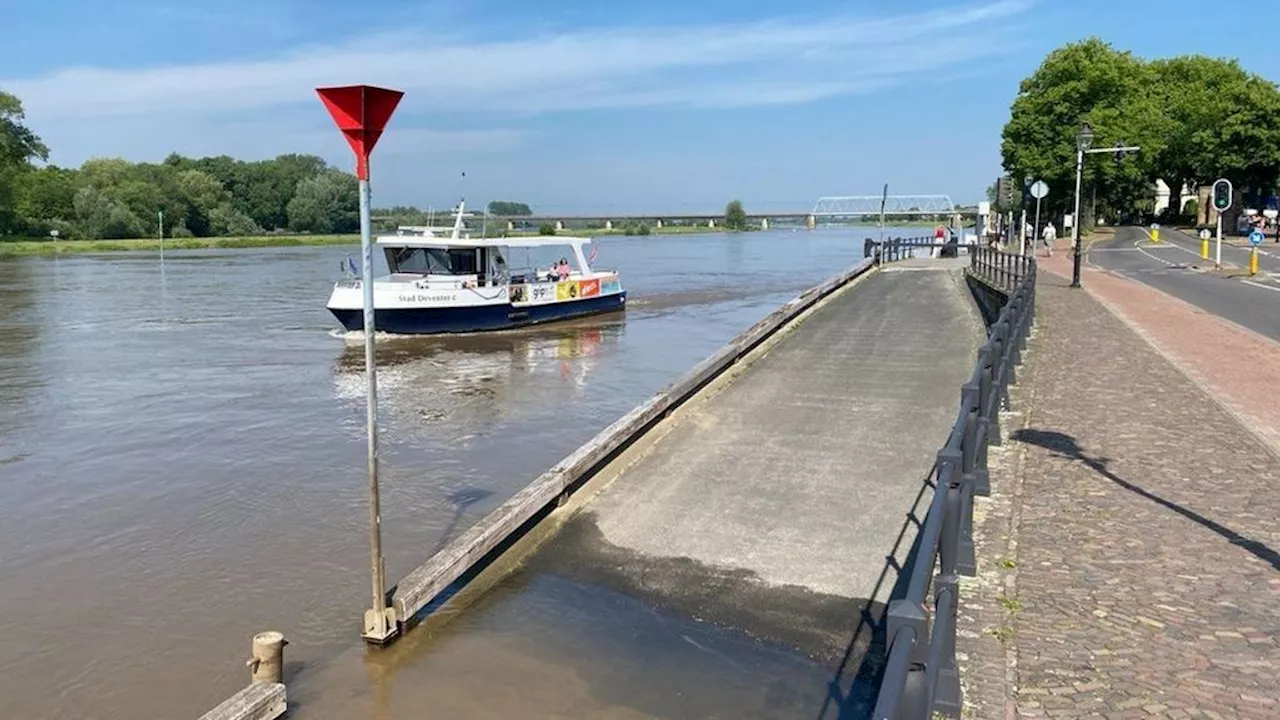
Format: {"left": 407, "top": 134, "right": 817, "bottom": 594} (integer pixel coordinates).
{"left": 0, "top": 228, "right": 915, "bottom": 719}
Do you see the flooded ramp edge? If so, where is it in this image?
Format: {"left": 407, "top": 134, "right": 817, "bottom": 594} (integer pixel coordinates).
{"left": 320, "top": 258, "right": 986, "bottom": 719}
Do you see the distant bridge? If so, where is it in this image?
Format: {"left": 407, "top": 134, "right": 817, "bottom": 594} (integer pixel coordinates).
{"left": 390, "top": 194, "right": 966, "bottom": 231}
{"left": 811, "top": 194, "right": 957, "bottom": 217}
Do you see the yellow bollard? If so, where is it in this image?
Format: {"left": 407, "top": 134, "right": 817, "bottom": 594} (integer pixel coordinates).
{"left": 1151, "top": 227, "right": 1159, "bottom": 242}
{"left": 1250, "top": 247, "right": 1259, "bottom": 275}
{"left": 1201, "top": 238, "right": 1210, "bottom": 259}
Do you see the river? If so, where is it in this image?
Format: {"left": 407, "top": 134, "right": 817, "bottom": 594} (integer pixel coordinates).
{"left": 0, "top": 227, "right": 919, "bottom": 719}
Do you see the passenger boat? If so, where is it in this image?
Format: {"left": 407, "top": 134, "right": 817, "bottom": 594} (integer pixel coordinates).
{"left": 326, "top": 201, "right": 626, "bottom": 334}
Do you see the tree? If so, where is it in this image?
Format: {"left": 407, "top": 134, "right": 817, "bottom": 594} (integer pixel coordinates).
{"left": 73, "top": 186, "right": 147, "bottom": 239}
{"left": 14, "top": 166, "right": 78, "bottom": 235}
{"left": 0, "top": 91, "right": 47, "bottom": 167}
{"left": 488, "top": 201, "right": 532, "bottom": 216}
{"left": 724, "top": 199, "right": 747, "bottom": 230}
{"left": 287, "top": 169, "right": 358, "bottom": 233}
{"left": 1151, "top": 55, "right": 1280, "bottom": 199}
{"left": 0, "top": 91, "right": 48, "bottom": 234}
{"left": 1001, "top": 38, "right": 1165, "bottom": 225}
{"left": 233, "top": 154, "right": 328, "bottom": 230}
{"left": 1002, "top": 39, "right": 1280, "bottom": 227}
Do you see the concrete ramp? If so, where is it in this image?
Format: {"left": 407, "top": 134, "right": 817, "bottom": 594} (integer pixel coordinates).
{"left": 526, "top": 263, "right": 984, "bottom": 689}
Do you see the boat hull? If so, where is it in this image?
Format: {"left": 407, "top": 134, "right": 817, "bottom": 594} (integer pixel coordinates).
{"left": 330, "top": 292, "right": 626, "bottom": 334}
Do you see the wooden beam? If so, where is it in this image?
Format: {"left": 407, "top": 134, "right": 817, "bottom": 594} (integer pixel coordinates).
{"left": 198, "top": 683, "right": 286, "bottom": 720}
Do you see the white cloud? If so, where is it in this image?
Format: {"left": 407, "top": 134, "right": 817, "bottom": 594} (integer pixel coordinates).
{"left": 4, "top": 0, "right": 1031, "bottom": 168}
{"left": 8, "top": 1, "right": 1030, "bottom": 119}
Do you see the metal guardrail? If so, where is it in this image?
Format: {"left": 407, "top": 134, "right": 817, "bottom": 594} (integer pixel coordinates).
{"left": 869, "top": 244, "right": 1037, "bottom": 719}
{"left": 863, "top": 234, "right": 974, "bottom": 263}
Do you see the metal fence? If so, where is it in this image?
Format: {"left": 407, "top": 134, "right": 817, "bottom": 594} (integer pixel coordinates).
{"left": 869, "top": 244, "right": 1037, "bottom": 719}
{"left": 863, "top": 234, "right": 974, "bottom": 263}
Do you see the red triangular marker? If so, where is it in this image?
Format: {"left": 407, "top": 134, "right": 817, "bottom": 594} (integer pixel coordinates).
{"left": 316, "top": 85, "right": 404, "bottom": 180}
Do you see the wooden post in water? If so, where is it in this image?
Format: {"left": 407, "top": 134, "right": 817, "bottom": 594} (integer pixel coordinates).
{"left": 247, "top": 631, "right": 287, "bottom": 684}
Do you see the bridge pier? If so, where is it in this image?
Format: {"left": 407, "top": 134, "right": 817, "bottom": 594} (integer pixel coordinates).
{"left": 806, "top": 215, "right": 816, "bottom": 230}
{"left": 760, "top": 217, "right": 769, "bottom": 230}
{"left": 656, "top": 219, "right": 664, "bottom": 229}
{"left": 605, "top": 220, "right": 613, "bottom": 230}
{"left": 507, "top": 220, "right": 514, "bottom": 231}
{"left": 708, "top": 219, "right": 716, "bottom": 228}
{"left": 555, "top": 220, "right": 564, "bottom": 231}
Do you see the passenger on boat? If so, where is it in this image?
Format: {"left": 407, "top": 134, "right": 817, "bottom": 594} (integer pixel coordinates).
{"left": 556, "top": 258, "right": 571, "bottom": 280}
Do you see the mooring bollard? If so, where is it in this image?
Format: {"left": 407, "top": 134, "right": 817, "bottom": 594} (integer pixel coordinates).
{"left": 247, "top": 631, "right": 287, "bottom": 684}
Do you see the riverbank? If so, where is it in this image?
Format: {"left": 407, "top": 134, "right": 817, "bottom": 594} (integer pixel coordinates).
{"left": 0, "top": 234, "right": 361, "bottom": 257}
{"left": 0, "top": 220, "right": 959, "bottom": 257}
{"left": 0, "top": 226, "right": 732, "bottom": 256}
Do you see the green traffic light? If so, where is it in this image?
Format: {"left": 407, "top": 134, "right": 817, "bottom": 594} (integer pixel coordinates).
{"left": 1213, "top": 181, "right": 1231, "bottom": 211}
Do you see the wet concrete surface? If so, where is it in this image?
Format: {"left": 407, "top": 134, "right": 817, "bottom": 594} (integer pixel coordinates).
{"left": 496, "top": 264, "right": 985, "bottom": 717}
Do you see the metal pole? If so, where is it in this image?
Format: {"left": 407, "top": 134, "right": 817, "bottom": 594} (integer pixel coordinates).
{"left": 1033, "top": 196, "right": 1042, "bottom": 258}
{"left": 1071, "top": 148, "right": 1084, "bottom": 287}
{"left": 358, "top": 175, "right": 393, "bottom": 643}
{"left": 158, "top": 210, "right": 164, "bottom": 261}
{"left": 879, "top": 183, "right": 888, "bottom": 244}
{"left": 1019, "top": 207, "right": 1027, "bottom": 256}
{"left": 1215, "top": 214, "right": 1223, "bottom": 269}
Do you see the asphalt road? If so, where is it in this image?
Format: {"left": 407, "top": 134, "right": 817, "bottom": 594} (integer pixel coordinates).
{"left": 1085, "top": 225, "right": 1280, "bottom": 342}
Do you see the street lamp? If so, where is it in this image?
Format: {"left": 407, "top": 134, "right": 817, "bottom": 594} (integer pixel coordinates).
{"left": 1071, "top": 122, "right": 1094, "bottom": 287}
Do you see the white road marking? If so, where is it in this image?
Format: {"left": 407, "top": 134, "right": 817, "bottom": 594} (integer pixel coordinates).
{"left": 1133, "top": 238, "right": 1186, "bottom": 268}
{"left": 1241, "top": 279, "right": 1280, "bottom": 294}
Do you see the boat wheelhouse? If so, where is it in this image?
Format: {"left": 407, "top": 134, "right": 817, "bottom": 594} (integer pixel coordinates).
{"left": 326, "top": 202, "right": 625, "bottom": 335}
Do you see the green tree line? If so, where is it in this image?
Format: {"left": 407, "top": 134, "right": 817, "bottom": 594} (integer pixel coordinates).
{"left": 1001, "top": 38, "right": 1280, "bottom": 225}
{"left": 0, "top": 90, "right": 438, "bottom": 240}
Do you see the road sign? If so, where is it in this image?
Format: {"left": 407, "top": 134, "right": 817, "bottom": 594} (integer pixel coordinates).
{"left": 317, "top": 85, "right": 404, "bottom": 180}
{"left": 1030, "top": 180, "right": 1049, "bottom": 200}
{"left": 1249, "top": 229, "right": 1265, "bottom": 246}
{"left": 316, "top": 83, "right": 404, "bottom": 645}
{"left": 1212, "top": 178, "right": 1233, "bottom": 211}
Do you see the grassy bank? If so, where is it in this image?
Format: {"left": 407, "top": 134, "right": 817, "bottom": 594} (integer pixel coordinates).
{"left": 0, "top": 234, "right": 360, "bottom": 257}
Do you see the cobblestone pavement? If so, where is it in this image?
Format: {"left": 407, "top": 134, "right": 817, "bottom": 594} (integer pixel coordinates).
{"left": 1045, "top": 240, "right": 1280, "bottom": 452}
{"left": 958, "top": 270, "right": 1280, "bottom": 720}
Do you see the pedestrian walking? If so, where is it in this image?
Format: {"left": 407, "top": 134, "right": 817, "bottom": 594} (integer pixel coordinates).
{"left": 1041, "top": 221, "right": 1057, "bottom": 257}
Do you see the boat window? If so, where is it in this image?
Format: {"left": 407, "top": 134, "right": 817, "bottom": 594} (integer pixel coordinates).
{"left": 387, "top": 247, "right": 479, "bottom": 275}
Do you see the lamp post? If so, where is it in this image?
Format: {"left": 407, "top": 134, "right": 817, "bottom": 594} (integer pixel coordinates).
{"left": 1071, "top": 122, "right": 1094, "bottom": 288}
{"left": 1020, "top": 174, "right": 1032, "bottom": 255}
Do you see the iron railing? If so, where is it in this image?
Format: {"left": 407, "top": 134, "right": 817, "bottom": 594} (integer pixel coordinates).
{"left": 869, "top": 244, "right": 1037, "bottom": 719}
{"left": 863, "top": 234, "right": 975, "bottom": 263}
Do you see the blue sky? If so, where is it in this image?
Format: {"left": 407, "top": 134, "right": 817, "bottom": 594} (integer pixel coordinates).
{"left": 4, "top": 0, "right": 1278, "bottom": 213}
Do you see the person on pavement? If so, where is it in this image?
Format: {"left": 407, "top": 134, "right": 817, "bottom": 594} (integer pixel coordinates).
{"left": 1041, "top": 222, "right": 1057, "bottom": 257}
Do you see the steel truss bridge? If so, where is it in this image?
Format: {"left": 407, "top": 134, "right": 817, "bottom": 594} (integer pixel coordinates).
{"left": 811, "top": 195, "right": 957, "bottom": 217}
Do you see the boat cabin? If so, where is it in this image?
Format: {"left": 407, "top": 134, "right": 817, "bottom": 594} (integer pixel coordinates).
{"left": 377, "top": 232, "right": 599, "bottom": 291}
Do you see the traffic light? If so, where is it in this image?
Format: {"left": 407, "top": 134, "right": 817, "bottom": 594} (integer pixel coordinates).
{"left": 1213, "top": 179, "right": 1233, "bottom": 211}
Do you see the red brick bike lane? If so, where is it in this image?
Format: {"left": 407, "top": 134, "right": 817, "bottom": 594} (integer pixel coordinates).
{"left": 1040, "top": 247, "right": 1280, "bottom": 454}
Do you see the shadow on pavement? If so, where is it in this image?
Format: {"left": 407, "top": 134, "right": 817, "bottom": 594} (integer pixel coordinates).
{"left": 1013, "top": 428, "right": 1279, "bottom": 572}
{"left": 813, "top": 464, "right": 937, "bottom": 720}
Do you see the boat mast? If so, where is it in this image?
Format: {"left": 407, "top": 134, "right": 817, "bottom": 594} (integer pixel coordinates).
{"left": 451, "top": 198, "right": 465, "bottom": 240}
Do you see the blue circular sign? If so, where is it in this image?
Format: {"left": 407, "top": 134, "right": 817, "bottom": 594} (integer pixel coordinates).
{"left": 1250, "top": 229, "right": 1265, "bottom": 246}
